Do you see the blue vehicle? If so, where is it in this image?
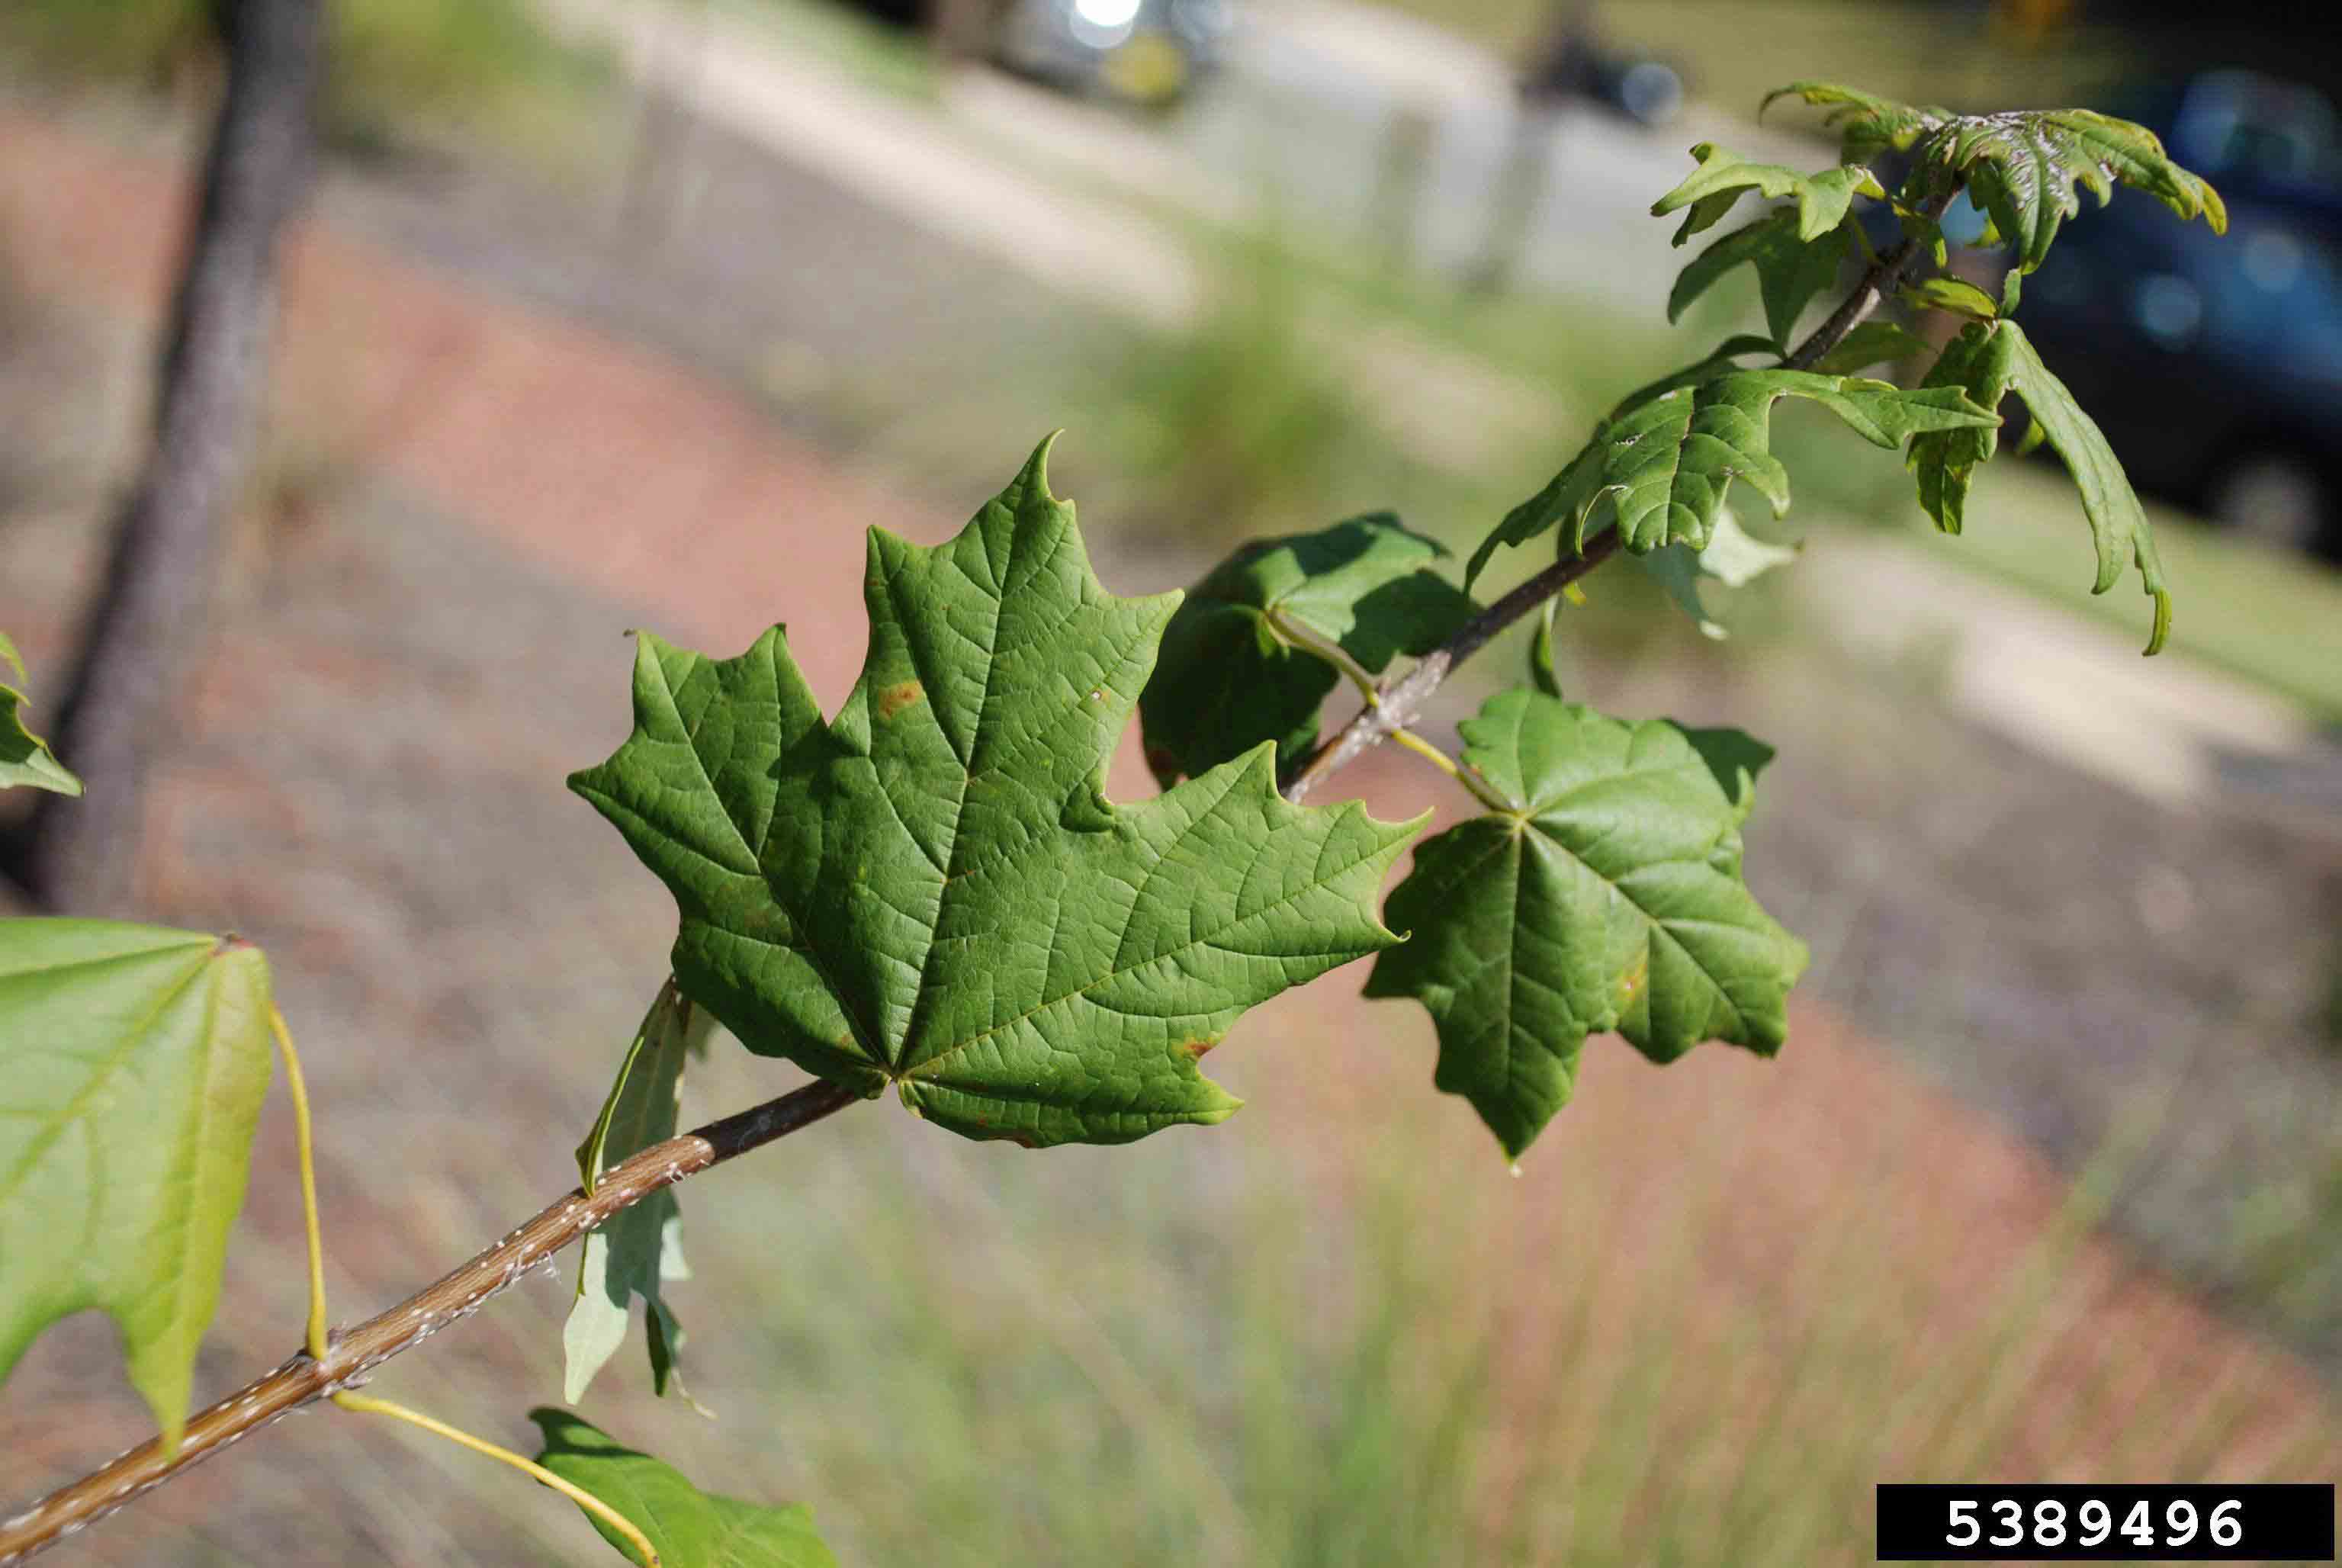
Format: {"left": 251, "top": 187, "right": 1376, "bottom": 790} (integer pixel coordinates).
{"left": 2014, "top": 70, "right": 2342, "bottom": 560}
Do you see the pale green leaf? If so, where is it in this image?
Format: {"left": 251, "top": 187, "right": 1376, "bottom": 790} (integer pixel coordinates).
{"left": 1906, "top": 317, "right": 2015, "bottom": 538}
{"left": 0, "top": 634, "right": 82, "bottom": 797}
{"left": 1467, "top": 339, "right": 1776, "bottom": 588}
{"left": 1900, "top": 275, "right": 2000, "bottom": 320}
{"left": 564, "top": 982, "right": 704, "bottom": 1406}
{"left": 1473, "top": 368, "right": 1996, "bottom": 577}
{"left": 1364, "top": 692, "right": 1806, "bottom": 1158}
{"left": 1935, "top": 108, "right": 2226, "bottom": 272}
{"left": 1639, "top": 506, "right": 1802, "bottom": 639}
{"left": 1761, "top": 81, "right": 1950, "bottom": 157}
{"left": 1138, "top": 512, "right": 1476, "bottom": 786}
{"left": 1528, "top": 600, "right": 1563, "bottom": 699}
{"left": 1804, "top": 320, "right": 1930, "bottom": 375}
{"left": 1651, "top": 143, "right": 1884, "bottom": 245}
{"left": 531, "top": 1409, "right": 837, "bottom": 1568}
{"left": 571, "top": 439, "right": 1421, "bottom": 1147}
{"left": 1668, "top": 210, "right": 1849, "bottom": 351}
{"left": 0, "top": 921, "right": 273, "bottom": 1453}
{"left": 1764, "top": 83, "right": 2227, "bottom": 272}
{"left": 1908, "top": 319, "right": 2173, "bottom": 653}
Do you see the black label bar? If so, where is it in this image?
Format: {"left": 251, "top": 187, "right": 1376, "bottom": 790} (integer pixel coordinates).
{"left": 1877, "top": 1483, "right": 2335, "bottom": 1560}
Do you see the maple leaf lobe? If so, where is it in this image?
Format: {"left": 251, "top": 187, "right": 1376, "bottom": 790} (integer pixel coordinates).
{"left": 573, "top": 439, "right": 1420, "bottom": 1147}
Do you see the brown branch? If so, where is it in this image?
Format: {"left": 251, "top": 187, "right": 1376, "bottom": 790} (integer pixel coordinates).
{"left": 10, "top": 0, "right": 321, "bottom": 911}
{"left": 1785, "top": 187, "right": 1958, "bottom": 371}
{"left": 1283, "top": 185, "right": 1960, "bottom": 806}
{"left": 1281, "top": 532, "right": 1620, "bottom": 802}
{"left": 0, "top": 1077, "right": 863, "bottom": 1565}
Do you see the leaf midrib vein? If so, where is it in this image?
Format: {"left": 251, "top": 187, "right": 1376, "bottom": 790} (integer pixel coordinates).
{"left": 904, "top": 824, "right": 1391, "bottom": 1083}
{"left": 892, "top": 536, "right": 1010, "bottom": 1062}
{"left": 1518, "top": 779, "right": 1754, "bottom": 1028}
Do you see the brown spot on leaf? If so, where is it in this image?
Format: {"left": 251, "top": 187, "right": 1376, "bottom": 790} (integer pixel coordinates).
{"left": 1618, "top": 957, "right": 1648, "bottom": 998}
{"left": 1181, "top": 1036, "right": 1221, "bottom": 1059}
{"left": 876, "top": 680, "right": 924, "bottom": 721}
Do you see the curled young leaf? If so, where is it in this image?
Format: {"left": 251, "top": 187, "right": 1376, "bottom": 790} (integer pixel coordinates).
{"left": 572, "top": 439, "right": 1423, "bottom": 1148}
{"left": 0, "top": 632, "right": 82, "bottom": 797}
{"left": 1762, "top": 81, "right": 1948, "bottom": 157}
{"left": 1472, "top": 369, "right": 1996, "bottom": 580}
{"left": 1669, "top": 210, "right": 1850, "bottom": 352}
{"left": 1900, "top": 275, "right": 2000, "bottom": 320}
{"left": 1528, "top": 599, "right": 1563, "bottom": 699}
{"left": 564, "top": 982, "right": 705, "bottom": 1408}
{"left": 1652, "top": 143, "right": 1884, "bottom": 246}
{"left": 1468, "top": 338, "right": 1776, "bottom": 589}
{"left": 1138, "top": 513, "right": 1476, "bottom": 786}
{"left": 1764, "top": 83, "right": 2226, "bottom": 273}
{"left": 1908, "top": 319, "right": 2173, "bottom": 653}
{"left": 1364, "top": 692, "right": 1806, "bottom": 1158}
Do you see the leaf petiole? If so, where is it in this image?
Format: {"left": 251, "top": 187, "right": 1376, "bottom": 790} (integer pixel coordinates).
{"left": 332, "top": 1393, "right": 663, "bottom": 1568}
{"left": 1265, "top": 606, "right": 1380, "bottom": 703}
{"left": 1391, "top": 728, "right": 1515, "bottom": 812}
{"left": 267, "top": 1004, "right": 330, "bottom": 1361}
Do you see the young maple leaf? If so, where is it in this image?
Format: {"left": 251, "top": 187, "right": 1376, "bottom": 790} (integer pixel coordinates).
{"left": 572, "top": 439, "right": 1421, "bottom": 1148}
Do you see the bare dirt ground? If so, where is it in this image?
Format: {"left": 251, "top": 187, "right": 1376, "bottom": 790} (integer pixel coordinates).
{"left": 2, "top": 93, "right": 2337, "bottom": 1563}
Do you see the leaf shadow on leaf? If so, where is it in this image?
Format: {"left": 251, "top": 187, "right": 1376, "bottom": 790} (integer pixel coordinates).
{"left": 1141, "top": 511, "right": 1474, "bottom": 786}
{"left": 1673, "top": 725, "right": 1777, "bottom": 821}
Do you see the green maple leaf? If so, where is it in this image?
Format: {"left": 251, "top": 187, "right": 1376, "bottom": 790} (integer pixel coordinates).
{"left": 1470, "top": 368, "right": 1996, "bottom": 577}
{"left": 564, "top": 981, "right": 707, "bottom": 1407}
{"left": 531, "top": 1409, "right": 837, "bottom": 1568}
{"left": 1668, "top": 209, "right": 1850, "bottom": 352}
{"left": 1638, "top": 506, "right": 1801, "bottom": 640}
{"left": 1651, "top": 143, "right": 1885, "bottom": 246}
{"left": 0, "top": 921, "right": 274, "bottom": 1453}
{"left": 1804, "top": 320, "right": 1929, "bottom": 375}
{"left": 0, "top": 633, "right": 82, "bottom": 796}
{"left": 1138, "top": 512, "right": 1477, "bottom": 787}
{"left": 1761, "top": 81, "right": 1948, "bottom": 158}
{"left": 1764, "top": 83, "right": 2226, "bottom": 272}
{"left": 1908, "top": 318, "right": 2173, "bottom": 653}
{"left": 1900, "top": 275, "right": 2000, "bottom": 320}
{"left": 1364, "top": 692, "right": 1806, "bottom": 1158}
{"left": 572, "top": 439, "right": 1419, "bottom": 1148}
{"left": 1466, "top": 339, "right": 1775, "bottom": 587}
{"left": 1528, "top": 600, "right": 1563, "bottom": 699}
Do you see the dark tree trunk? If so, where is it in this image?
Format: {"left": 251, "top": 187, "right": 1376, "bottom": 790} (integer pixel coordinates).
{"left": 13, "top": 0, "right": 322, "bottom": 912}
